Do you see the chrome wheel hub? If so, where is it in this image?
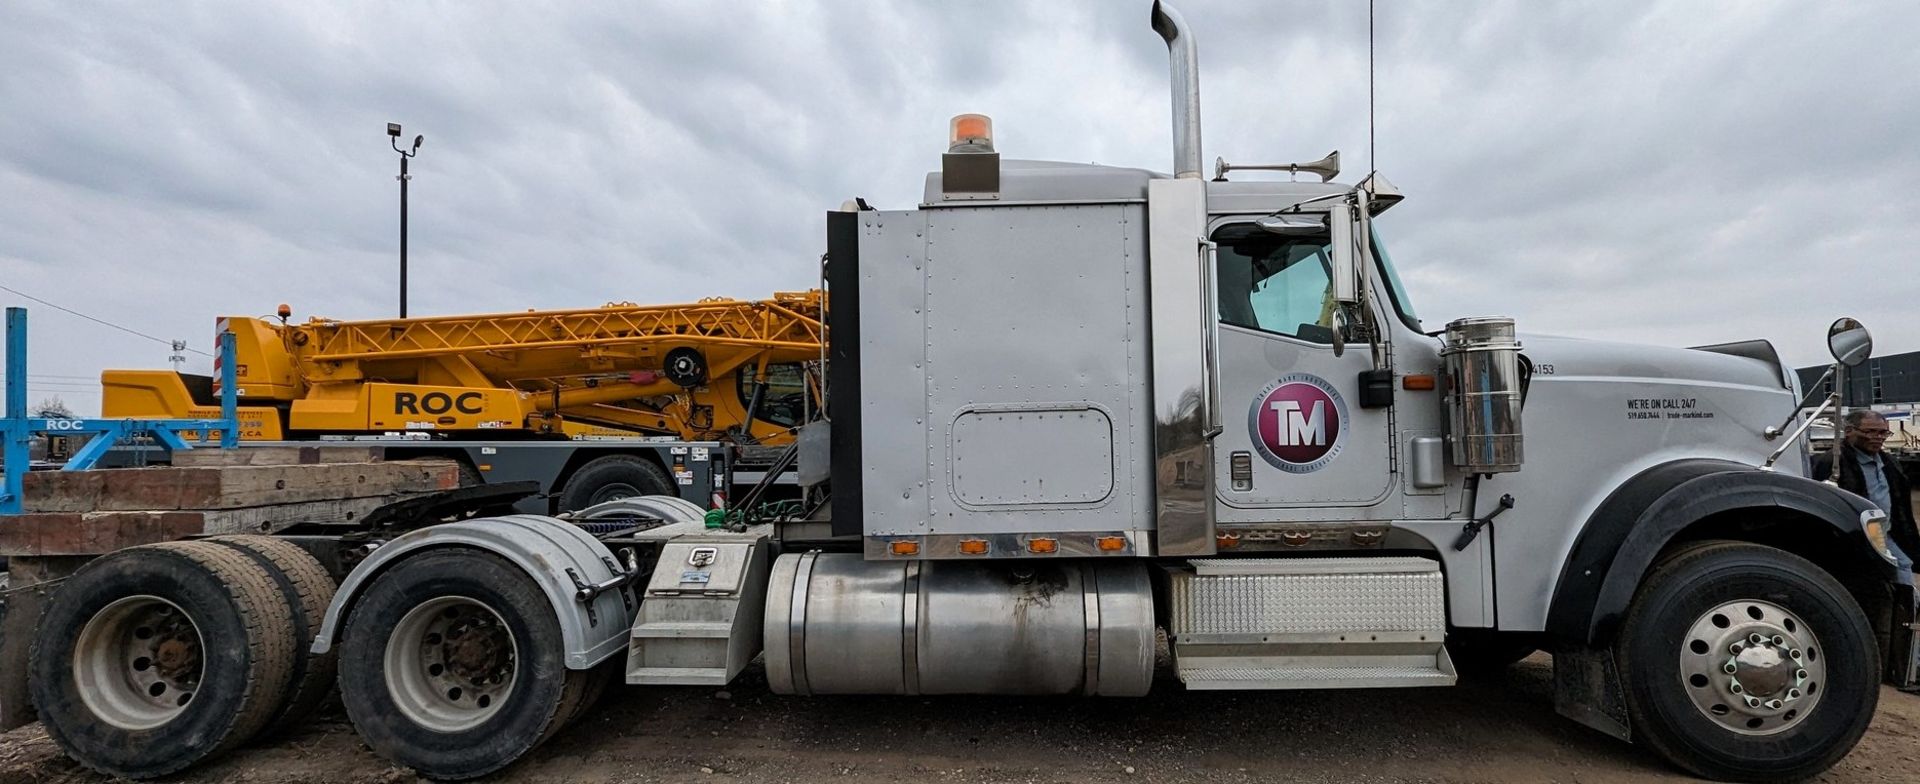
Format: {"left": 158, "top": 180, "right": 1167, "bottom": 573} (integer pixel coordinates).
{"left": 1681, "top": 599, "right": 1824, "bottom": 735}
{"left": 384, "top": 597, "right": 518, "bottom": 732}
{"left": 73, "top": 596, "right": 204, "bottom": 730}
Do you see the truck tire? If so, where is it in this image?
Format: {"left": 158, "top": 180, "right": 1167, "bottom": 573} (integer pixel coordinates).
{"left": 336, "top": 548, "right": 584, "bottom": 780}
{"left": 557, "top": 455, "right": 675, "bottom": 512}
{"left": 206, "top": 535, "right": 339, "bottom": 736}
{"left": 29, "top": 541, "right": 298, "bottom": 779}
{"left": 562, "top": 661, "right": 618, "bottom": 730}
{"left": 1615, "top": 540, "right": 1878, "bottom": 783}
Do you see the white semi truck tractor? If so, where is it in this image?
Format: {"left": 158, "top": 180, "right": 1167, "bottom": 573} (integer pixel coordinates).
{"left": 20, "top": 3, "right": 1914, "bottom": 781}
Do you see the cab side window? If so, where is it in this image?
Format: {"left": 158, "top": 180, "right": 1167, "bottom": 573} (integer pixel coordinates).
{"left": 1213, "top": 225, "right": 1338, "bottom": 344}
{"left": 737, "top": 362, "right": 809, "bottom": 427}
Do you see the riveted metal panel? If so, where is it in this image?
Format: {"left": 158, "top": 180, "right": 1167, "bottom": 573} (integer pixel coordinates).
{"left": 856, "top": 201, "right": 1152, "bottom": 543}
{"left": 951, "top": 405, "right": 1114, "bottom": 506}
{"left": 856, "top": 210, "right": 938, "bottom": 536}
{"left": 923, "top": 204, "right": 1148, "bottom": 536}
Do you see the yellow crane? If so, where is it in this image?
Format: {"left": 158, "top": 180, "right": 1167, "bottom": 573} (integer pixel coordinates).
{"left": 102, "top": 291, "right": 826, "bottom": 445}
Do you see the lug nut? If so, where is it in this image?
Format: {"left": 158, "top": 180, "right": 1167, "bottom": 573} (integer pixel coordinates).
{"left": 1795, "top": 669, "right": 1808, "bottom": 680}
{"left": 1730, "top": 682, "right": 1744, "bottom": 694}
{"left": 1748, "top": 633, "right": 1766, "bottom": 645}
{"left": 1771, "top": 635, "right": 1786, "bottom": 646}
{"left": 1766, "top": 699, "right": 1784, "bottom": 709}
{"left": 1788, "top": 689, "right": 1801, "bottom": 699}
{"left": 1730, "top": 642, "right": 1745, "bottom": 654}
{"left": 1724, "top": 662, "right": 1739, "bottom": 674}
{"left": 1789, "top": 649, "right": 1802, "bottom": 661}
{"left": 1746, "top": 696, "right": 1761, "bottom": 707}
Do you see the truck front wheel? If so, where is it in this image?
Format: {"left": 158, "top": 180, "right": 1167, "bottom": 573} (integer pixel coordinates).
{"left": 1616, "top": 540, "right": 1878, "bottom": 783}
{"left": 337, "top": 548, "right": 584, "bottom": 780}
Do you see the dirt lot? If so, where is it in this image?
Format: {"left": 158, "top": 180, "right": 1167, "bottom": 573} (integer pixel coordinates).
{"left": 2, "top": 654, "right": 1915, "bottom": 784}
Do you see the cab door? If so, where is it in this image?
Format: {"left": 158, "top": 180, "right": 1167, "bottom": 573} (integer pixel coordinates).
{"left": 1209, "top": 219, "right": 1394, "bottom": 514}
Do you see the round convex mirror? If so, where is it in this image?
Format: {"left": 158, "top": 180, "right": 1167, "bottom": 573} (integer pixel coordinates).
{"left": 1827, "top": 317, "right": 1873, "bottom": 367}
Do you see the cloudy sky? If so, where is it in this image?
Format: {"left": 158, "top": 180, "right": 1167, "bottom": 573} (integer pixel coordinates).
{"left": 2, "top": 0, "right": 1915, "bottom": 414}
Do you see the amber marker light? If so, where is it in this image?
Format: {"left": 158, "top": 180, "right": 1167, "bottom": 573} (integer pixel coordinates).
{"left": 1402, "top": 374, "right": 1437, "bottom": 391}
{"left": 890, "top": 540, "right": 920, "bottom": 556}
{"left": 949, "top": 113, "right": 994, "bottom": 152}
{"left": 1096, "top": 535, "right": 1128, "bottom": 552}
{"left": 1216, "top": 532, "right": 1243, "bottom": 549}
{"left": 1027, "top": 538, "right": 1059, "bottom": 554}
{"left": 959, "top": 539, "right": 990, "bottom": 555}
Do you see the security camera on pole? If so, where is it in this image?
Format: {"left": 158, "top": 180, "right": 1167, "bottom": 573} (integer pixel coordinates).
{"left": 387, "top": 122, "right": 424, "bottom": 318}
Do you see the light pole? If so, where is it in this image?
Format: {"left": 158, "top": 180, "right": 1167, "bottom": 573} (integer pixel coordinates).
{"left": 388, "top": 123, "right": 424, "bottom": 318}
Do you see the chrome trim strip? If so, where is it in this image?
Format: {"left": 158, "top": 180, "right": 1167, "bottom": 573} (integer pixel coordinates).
{"left": 902, "top": 560, "right": 922, "bottom": 694}
{"left": 1148, "top": 177, "right": 1217, "bottom": 556}
{"left": 788, "top": 551, "right": 817, "bottom": 696}
{"left": 1082, "top": 565, "right": 1103, "bottom": 695}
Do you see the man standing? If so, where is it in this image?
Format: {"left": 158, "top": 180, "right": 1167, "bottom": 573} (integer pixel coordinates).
{"left": 1814, "top": 410, "right": 1919, "bottom": 560}
{"left": 1816, "top": 410, "right": 1920, "bottom": 692}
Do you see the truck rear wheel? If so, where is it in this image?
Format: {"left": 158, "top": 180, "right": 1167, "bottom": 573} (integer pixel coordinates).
{"left": 1616, "top": 540, "right": 1877, "bottom": 783}
{"left": 206, "top": 535, "right": 339, "bottom": 736}
{"left": 557, "top": 455, "right": 675, "bottom": 512}
{"left": 29, "top": 542, "right": 297, "bottom": 779}
{"left": 336, "top": 548, "right": 582, "bottom": 780}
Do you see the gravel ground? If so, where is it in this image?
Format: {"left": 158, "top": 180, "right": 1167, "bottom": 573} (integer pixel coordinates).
{"left": 2, "top": 654, "right": 1916, "bottom": 783}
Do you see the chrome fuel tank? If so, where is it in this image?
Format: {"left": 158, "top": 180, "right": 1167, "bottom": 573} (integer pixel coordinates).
{"left": 764, "top": 553, "right": 1154, "bottom": 696}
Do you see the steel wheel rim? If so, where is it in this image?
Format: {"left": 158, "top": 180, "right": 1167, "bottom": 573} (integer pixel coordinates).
{"left": 1680, "top": 599, "right": 1825, "bottom": 736}
{"left": 73, "top": 595, "right": 204, "bottom": 730}
{"left": 384, "top": 596, "right": 518, "bottom": 732}
{"left": 589, "top": 483, "right": 640, "bottom": 505}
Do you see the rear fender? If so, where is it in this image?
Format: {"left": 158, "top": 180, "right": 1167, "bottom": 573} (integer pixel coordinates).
{"left": 311, "top": 515, "right": 634, "bottom": 669}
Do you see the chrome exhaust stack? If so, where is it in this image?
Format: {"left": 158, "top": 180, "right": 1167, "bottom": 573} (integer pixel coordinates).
{"left": 1151, "top": 1, "right": 1203, "bottom": 179}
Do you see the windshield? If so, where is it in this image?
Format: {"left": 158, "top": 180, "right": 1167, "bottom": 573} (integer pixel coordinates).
{"left": 1371, "top": 226, "right": 1421, "bottom": 332}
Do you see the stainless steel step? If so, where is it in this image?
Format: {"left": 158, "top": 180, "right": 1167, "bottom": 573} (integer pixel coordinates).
{"left": 625, "top": 537, "right": 771, "bottom": 687}
{"left": 1167, "top": 556, "right": 1454, "bottom": 690}
{"left": 1182, "top": 661, "right": 1457, "bottom": 690}
{"left": 631, "top": 621, "right": 735, "bottom": 639}
{"left": 628, "top": 666, "right": 731, "bottom": 686}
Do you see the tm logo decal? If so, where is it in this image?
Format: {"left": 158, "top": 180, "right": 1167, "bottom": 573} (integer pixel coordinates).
{"left": 1248, "top": 373, "right": 1350, "bottom": 474}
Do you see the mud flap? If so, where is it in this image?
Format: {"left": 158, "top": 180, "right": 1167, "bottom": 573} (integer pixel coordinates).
{"left": 0, "top": 577, "right": 62, "bottom": 731}
{"left": 1552, "top": 640, "right": 1633, "bottom": 741}
{"left": 1893, "top": 586, "right": 1920, "bottom": 689}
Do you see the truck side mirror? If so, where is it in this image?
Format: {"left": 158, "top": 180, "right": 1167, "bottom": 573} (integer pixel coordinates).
{"left": 1329, "top": 202, "right": 1359, "bottom": 305}
{"left": 1827, "top": 317, "right": 1872, "bottom": 367}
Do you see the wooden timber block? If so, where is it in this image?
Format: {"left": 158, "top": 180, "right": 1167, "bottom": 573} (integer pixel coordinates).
{"left": 169, "top": 444, "right": 387, "bottom": 467}
{"left": 194, "top": 495, "right": 400, "bottom": 535}
{"left": 21, "top": 461, "right": 460, "bottom": 513}
{"left": 0, "top": 511, "right": 205, "bottom": 556}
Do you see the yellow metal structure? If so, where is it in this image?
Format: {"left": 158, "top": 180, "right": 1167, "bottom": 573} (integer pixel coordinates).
{"left": 103, "top": 292, "right": 826, "bottom": 444}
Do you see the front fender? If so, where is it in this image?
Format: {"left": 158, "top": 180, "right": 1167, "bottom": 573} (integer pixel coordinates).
{"left": 1549, "top": 459, "right": 1900, "bottom": 645}
{"left": 311, "top": 515, "right": 633, "bottom": 669}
